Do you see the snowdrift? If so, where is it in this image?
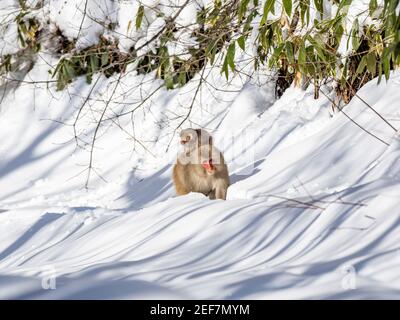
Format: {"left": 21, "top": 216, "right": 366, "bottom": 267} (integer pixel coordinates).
{"left": 0, "top": 54, "right": 400, "bottom": 298}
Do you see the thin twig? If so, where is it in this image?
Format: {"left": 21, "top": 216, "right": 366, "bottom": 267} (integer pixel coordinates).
{"left": 85, "top": 72, "right": 123, "bottom": 188}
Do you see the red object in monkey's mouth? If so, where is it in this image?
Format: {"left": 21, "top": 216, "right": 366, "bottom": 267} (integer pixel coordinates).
{"left": 202, "top": 159, "right": 214, "bottom": 172}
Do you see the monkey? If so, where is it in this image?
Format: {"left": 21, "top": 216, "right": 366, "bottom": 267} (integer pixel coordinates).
{"left": 172, "top": 128, "right": 230, "bottom": 200}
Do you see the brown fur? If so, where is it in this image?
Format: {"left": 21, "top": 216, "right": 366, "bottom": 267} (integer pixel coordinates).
{"left": 172, "top": 129, "right": 230, "bottom": 200}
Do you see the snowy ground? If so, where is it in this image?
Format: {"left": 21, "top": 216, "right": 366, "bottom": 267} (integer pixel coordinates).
{"left": 0, "top": 0, "right": 399, "bottom": 300}
{"left": 0, "top": 55, "right": 399, "bottom": 298}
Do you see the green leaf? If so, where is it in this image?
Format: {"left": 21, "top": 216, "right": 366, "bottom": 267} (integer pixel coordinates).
{"left": 314, "top": 0, "right": 323, "bottom": 15}
{"left": 366, "top": 53, "right": 376, "bottom": 75}
{"left": 63, "top": 62, "right": 75, "bottom": 79}
{"left": 19, "top": 21, "right": 27, "bottom": 35}
{"left": 205, "top": 40, "right": 217, "bottom": 64}
{"left": 227, "top": 42, "right": 236, "bottom": 72}
{"left": 222, "top": 56, "right": 229, "bottom": 80}
{"left": 90, "top": 54, "right": 99, "bottom": 73}
{"left": 341, "top": 60, "right": 348, "bottom": 86}
{"left": 351, "top": 19, "right": 360, "bottom": 51}
{"left": 313, "top": 34, "right": 326, "bottom": 49}
{"left": 353, "top": 55, "right": 367, "bottom": 81}
{"left": 52, "top": 59, "right": 63, "bottom": 79}
{"left": 244, "top": 8, "right": 257, "bottom": 33}
{"left": 136, "top": 5, "right": 144, "bottom": 30}
{"left": 300, "top": 0, "right": 310, "bottom": 26}
{"left": 335, "top": 23, "right": 344, "bottom": 43}
{"left": 383, "top": 56, "right": 390, "bottom": 81}
{"left": 298, "top": 42, "right": 306, "bottom": 66}
{"left": 369, "top": 0, "right": 377, "bottom": 14}
{"left": 178, "top": 71, "right": 186, "bottom": 86}
{"left": 237, "top": 36, "right": 245, "bottom": 51}
{"left": 164, "top": 71, "right": 174, "bottom": 89}
{"left": 378, "top": 61, "right": 383, "bottom": 84}
{"left": 17, "top": 32, "right": 26, "bottom": 46}
{"left": 238, "top": 0, "right": 250, "bottom": 22}
{"left": 338, "top": 0, "right": 352, "bottom": 12}
{"left": 285, "top": 42, "right": 294, "bottom": 64}
{"left": 210, "top": 45, "right": 217, "bottom": 65}
{"left": 260, "top": 0, "right": 275, "bottom": 26}
{"left": 86, "top": 74, "right": 92, "bottom": 84}
{"left": 283, "top": 0, "right": 292, "bottom": 16}
{"left": 268, "top": 43, "right": 284, "bottom": 68}
{"left": 307, "top": 35, "right": 326, "bottom": 60}
{"left": 101, "top": 51, "right": 109, "bottom": 66}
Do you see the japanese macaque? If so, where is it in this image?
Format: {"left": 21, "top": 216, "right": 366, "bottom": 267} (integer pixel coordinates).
{"left": 172, "top": 128, "right": 230, "bottom": 200}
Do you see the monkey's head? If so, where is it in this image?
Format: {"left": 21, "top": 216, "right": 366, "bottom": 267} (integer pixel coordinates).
{"left": 179, "top": 128, "right": 213, "bottom": 154}
{"left": 180, "top": 128, "right": 195, "bottom": 145}
{"left": 179, "top": 129, "right": 197, "bottom": 155}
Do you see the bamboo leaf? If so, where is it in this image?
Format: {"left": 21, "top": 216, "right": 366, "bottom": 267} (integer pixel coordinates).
{"left": 63, "top": 62, "right": 75, "bottom": 79}
{"left": 268, "top": 43, "right": 284, "bottom": 68}
{"left": 298, "top": 42, "right": 306, "bottom": 66}
{"left": 378, "top": 61, "right": 383, "bottom": 83}
{"left": 238, "top": 0, "right": 250, "bottom": 22}
{"left": 244, "top": 9, "right": 257, "bottom": 32}
{"left": 205, "top": 41, "right": 215, "bottom": 59}
{"left": 369, "top": 0, "right": 377, "bottom": 14}
{"left": 164, "top": 72, "right": 174, "bottom": 89}
{"left": 338, "top": 0, "right": 352, "bottom": 12}
{"left": 366, "top": 53, "right": 376, "bottom": 75}
{"left": 352, "top": 19, "right": 360, "bottom": 51}
{"left": 227, "top": 42, "right": 236, "bottom": 72}
{"left": 90, "top": 54, "right": 99, "bottom": 73}
{"left": 136, "top": 5, "right": 144, "bottom": 30}
{"left": 285, "top": 41, "right": 294, "bottom": 64}
{"left": 101, "top": 51, "right": 109, "bottom": 67}
{"left": 260, "top": 0, "right": 275, "bottom": 26}
{"left": 300, "top": 0, "right": 310, "bottom": 26}
{"left": 178, "top": 71, "right": 186, "bottom": 86}
{"left": 237, "top": 36, "right": 245, "bottom": 51}
{"left": 222, "top": 56, "right": 229, "bottom": 80}
{"left": 383, "top": 56, "right": 390, "bottom": 81}
{"left": 314, "top": 0, "right": 323, "bottom": 15}
{"left": 52, "top": 59, "right": 63, "bottom": 79}
{"left": 307, "top": 35, "right": 326, "bottom": 60}
{"left": 283, "top": 0, "right": 292, "bottom": 16}
{"left": 335, "top": 23, "right": 344, "bottom": 43}
{"left": 19, "top": 22, "right": 27, "bottom": 34}
{"left": 353, "top": 55, "right": 367, "bottom": 81}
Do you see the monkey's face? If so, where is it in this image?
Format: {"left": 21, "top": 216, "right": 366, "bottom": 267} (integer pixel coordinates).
{"left": 179, "top": 129, "right": 197, "bottom": 153}
{"left": 180, "top": 134, "right": 191, "bottom": 145}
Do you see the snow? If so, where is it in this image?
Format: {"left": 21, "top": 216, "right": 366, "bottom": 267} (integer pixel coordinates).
{"left": 115, "top": 1, "right": 141, "bottom": 53}
{"left": 1, "top": 56, "right": 400, "bottom": 298}
{"left": 0, "top": 0, "right": 20, "bottom": 56}
{"left": 0, "top": 1, "right": 400, "bottom": 300}
{"left": 135, "top": 17, "right": 166, "bottom": 56}
{"left": 48, "top": 0, "right": 118, "bottom": 50}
